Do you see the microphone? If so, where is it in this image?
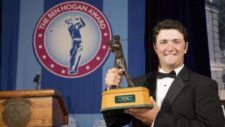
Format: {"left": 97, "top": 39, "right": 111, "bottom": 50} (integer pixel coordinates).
{"left": 33, "top": 74, "right": 40, "bottom": 90}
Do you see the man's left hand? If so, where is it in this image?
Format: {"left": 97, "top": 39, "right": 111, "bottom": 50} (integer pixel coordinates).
{"left": 125, "top": 97, "right": 159, "bottom": 126}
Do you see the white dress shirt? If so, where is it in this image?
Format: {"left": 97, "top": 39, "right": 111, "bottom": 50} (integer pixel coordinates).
{"left": 156, "top": 65, "right": 184, "bottom": 108}
{"left": 151, "top": 65, "right": 184, "bottom": 127}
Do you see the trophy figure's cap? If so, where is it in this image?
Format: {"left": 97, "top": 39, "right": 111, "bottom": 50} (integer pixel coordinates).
{"left": 114, "top": 35, "right": 120, "bottom": 41}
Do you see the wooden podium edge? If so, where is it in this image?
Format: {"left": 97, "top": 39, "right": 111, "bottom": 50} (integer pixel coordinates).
{"left": 0, "top": 89, "right": 59, "bottom": 98}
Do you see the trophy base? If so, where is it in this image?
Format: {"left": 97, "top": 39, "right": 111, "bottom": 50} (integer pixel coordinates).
{"left": 101, "top": 86, "right": 153, "bottom": 112}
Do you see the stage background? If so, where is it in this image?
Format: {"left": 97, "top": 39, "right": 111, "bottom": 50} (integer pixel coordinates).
{"left": 1, "top": 0, "right": 210, "bottom": 126}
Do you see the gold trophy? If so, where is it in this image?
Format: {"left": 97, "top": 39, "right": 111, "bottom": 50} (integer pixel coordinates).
{"left": 101, "top": 35, "right": 153, "bottom": 112}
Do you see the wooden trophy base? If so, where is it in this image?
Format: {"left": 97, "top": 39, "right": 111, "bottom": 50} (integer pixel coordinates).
{"left": 101, "top": 86, "right": 153, "bottom": 112}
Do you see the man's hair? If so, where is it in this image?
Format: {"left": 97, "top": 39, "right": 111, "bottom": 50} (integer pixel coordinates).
{"left": 153, "top": 19, "right": 188, "bottom": 44}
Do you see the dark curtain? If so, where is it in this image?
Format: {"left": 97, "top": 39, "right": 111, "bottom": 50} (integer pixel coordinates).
{"left": 0, "top": 0, "right": 20, "bottom": 90}
{"left": 0, "top": 0, "right": 2, "bottom": 86}
{"left": 145, "top": 0, "right": 211, "bottom": 77}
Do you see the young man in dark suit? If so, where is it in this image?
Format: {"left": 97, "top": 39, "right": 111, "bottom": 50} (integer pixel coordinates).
{"left": 103, "top": 19, "right": 225, "bottom": 127}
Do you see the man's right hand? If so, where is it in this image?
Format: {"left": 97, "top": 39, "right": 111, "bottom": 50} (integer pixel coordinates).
{"left": 105, "top": 68, "right": 123, "bottom": 89}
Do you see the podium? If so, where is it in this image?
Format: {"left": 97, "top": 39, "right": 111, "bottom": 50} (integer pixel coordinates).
{"left": 0, "top": 89, "right": 68, "bottom": 127}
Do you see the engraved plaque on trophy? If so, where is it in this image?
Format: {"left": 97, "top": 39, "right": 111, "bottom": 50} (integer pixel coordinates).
{"left": 101, "top": 35, "right": 153, "bottom": 112}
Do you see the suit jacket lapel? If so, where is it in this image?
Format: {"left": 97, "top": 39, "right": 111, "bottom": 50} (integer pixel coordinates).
{"left": 161, "top": 66, "right": 190, "bottom": 107}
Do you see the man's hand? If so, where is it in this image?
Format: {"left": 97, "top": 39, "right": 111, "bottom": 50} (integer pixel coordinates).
{"left": 125, "top": 97, "right": 159, "bottom": 126}
{"left": 105, "top": 68, "right": 123, "bottom": 89}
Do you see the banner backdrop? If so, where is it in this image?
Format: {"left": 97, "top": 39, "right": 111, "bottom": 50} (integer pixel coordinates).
{"left": 1, "top": 0, "right": 146, "bottom": 126}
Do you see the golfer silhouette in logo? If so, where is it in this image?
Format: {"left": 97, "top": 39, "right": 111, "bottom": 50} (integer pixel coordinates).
{"left": 65, "top": 17, "right": 86, "bottom": 74}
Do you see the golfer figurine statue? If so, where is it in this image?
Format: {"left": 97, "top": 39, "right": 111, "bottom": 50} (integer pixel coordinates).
{"left": 107, "top": 35, "right": 134, "bottom": 88}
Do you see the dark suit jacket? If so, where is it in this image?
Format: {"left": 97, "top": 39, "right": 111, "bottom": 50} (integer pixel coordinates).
{"left": 103, "top": 66, "right": 225, "bottom": 127}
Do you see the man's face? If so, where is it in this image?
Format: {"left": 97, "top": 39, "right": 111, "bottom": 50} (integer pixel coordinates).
{"left": 154, "top": 29, "right": 188, "bottom": 71}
